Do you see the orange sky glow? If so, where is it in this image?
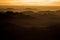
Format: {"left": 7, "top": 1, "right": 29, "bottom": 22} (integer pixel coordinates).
{"left": 0, "top": 0, "right": 60, "bottom": 6}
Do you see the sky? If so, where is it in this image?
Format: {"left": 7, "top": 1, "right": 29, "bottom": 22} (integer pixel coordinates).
{"left": 0, "top": 0, "right": 60, "bottom": 6}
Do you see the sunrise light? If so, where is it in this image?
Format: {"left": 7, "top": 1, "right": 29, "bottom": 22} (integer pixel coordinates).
{"left": 0, "top": 0, "right": 60, "bottom": 6}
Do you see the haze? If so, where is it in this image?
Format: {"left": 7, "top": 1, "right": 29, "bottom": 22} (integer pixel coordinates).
{"left": 0, "top": 0, "right": 60, "bottom": 6}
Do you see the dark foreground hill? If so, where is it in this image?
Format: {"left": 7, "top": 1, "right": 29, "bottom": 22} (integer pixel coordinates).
{"left": 0, "top": 11, "right": 60, "bottom": 40}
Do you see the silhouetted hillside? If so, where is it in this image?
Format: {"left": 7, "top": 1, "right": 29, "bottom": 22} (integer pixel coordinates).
{"left": 0, "top": 11, "right": 34, "bottom": 19}
{"left": 0, "top": 10, "right": 60, "bottom": 40}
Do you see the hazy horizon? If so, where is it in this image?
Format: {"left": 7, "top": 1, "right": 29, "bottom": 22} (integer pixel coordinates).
{"left": 0, "top": 6, "right": 60, "bottom": 12}
{"left": 0, "top": 0, "right": 60, "bottom": 6}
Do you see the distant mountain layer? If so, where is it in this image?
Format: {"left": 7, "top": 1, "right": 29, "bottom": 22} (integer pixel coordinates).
{"left": 0, "top": 6, "right": 60, "bottom": 12}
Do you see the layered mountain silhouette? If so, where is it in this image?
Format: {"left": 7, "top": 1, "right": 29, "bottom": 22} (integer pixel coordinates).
{"left": 0, "top": 10, "right": 60, "bottom": 40}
